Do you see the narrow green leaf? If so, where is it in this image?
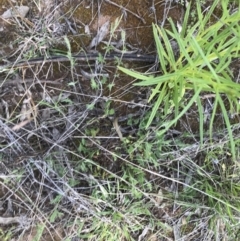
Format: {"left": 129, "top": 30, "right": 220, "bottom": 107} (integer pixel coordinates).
{"left": 195, "top": 92, "right": 204, "bottom": 146}
{"left": 159, "top": 87, "right": 202, "bottom": 135}
{"left": 153, "top": 24, "right": 168, "bottom": 73}
{"left": 118, "top": 66, "right": 154, "bottom": 82}
{"left": 218, "top": 96, "right": 236, "bottom": 160}
{"left": 146, "top": 89, "right": 165, "bottom": 128}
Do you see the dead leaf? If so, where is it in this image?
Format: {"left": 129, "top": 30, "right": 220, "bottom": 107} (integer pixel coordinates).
{"left": 12, "top": 119, "right": 32, "bottom": 131}
{"left": 19, "top": 97, "right": 32, "bottom": 121}
{"left": 88, "top": 20, "right": 110, "bottom": 49}
{"left": 1, "top": 6, "right": 29, "bottom": 19}
{"left": 113, "top": 118, "right": 123, "bottom": 140}
{"left": 91, "top": 15, "right": 110, "bottom": 31}
{"left": 155, "top": 189, "right": 164, "bottom": 205}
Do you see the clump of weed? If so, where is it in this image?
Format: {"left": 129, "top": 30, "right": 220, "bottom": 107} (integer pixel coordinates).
{"left": 119, "top": 0, "right": 240, "bottom": 158}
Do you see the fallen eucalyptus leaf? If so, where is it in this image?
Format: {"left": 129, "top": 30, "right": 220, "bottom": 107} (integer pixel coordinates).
{"left": 1, "top": 6, "right": 29, "bottom": 19}
{"left": 88, "top": 20, "right": 110, "bottom": 49}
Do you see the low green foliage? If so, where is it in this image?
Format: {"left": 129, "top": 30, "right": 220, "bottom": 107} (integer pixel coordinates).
{"left": 119, "top": 0, "right": 240, "bottom": 158}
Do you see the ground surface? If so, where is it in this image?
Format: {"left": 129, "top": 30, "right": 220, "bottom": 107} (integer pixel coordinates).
{"left": 0, "top": 0, "right": 240, "bottom": 241}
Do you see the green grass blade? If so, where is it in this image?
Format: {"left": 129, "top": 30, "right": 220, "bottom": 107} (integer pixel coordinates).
{"left": 118, "top": 67, "right": 154, "bottom": 82}
{"left": 133, "top": 72, "right": 180, "bottom": 86}
{"left": 153, "top": 24, "right": 168, "bottom": 73}
{"left": 146, "top": 82, "right": 168, "bottom": 128}
{"left": 218, "top": 96, "right": 236, "bottom": 160}
{"left": 195, "top": 93, "right": 204, "bottom": 146}
{"left": 180, "top": 1, "right": 191, "bottom": 37}
{"left": 168, "top": 19, "right": 195, "bottom": 68}
{"left": 190, "top": 36, "right": 220, "bottom": 83}
{"left": 158, "top": 26, "right": 177, "bottom": 71}
{"left": 202, "top": 0, "right": 220, "bottom": 27}
{"left": 159, "top": 87, "right": 202, "bottom": 136}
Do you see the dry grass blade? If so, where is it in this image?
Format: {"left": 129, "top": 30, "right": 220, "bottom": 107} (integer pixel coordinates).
{"left": 0, "top": 216, "right": 29, "bottom": 225}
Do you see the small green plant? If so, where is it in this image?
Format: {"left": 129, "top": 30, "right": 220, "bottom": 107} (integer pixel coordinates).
{"left": 118, "top": 0, "right": 240, "bottom": 158}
